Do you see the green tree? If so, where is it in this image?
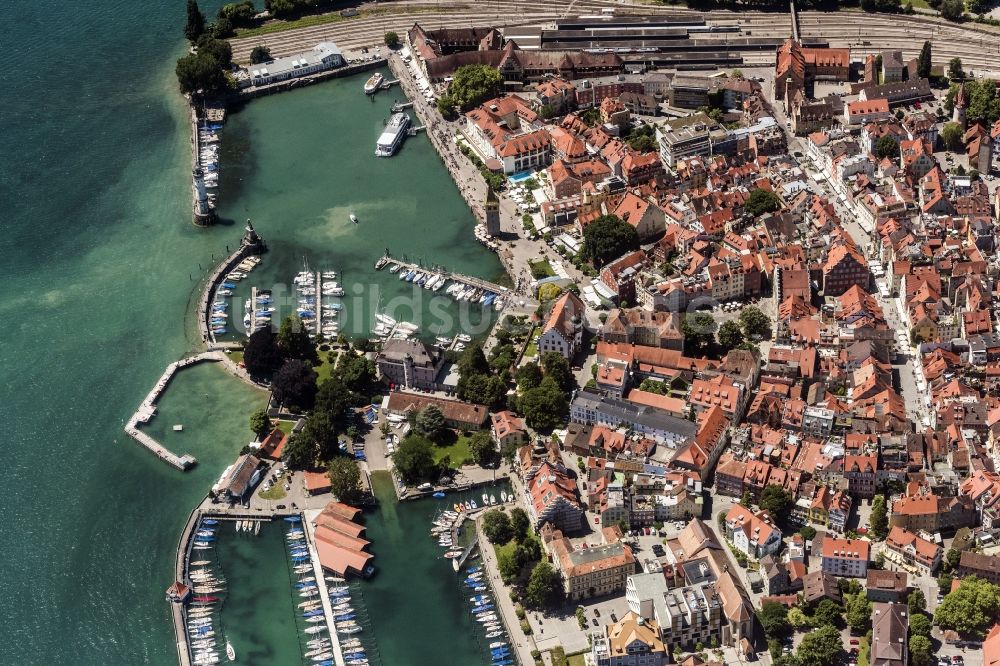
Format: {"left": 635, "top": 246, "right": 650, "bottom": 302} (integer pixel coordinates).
{"left": 519, "top": 379, "right": 568, "bottom": 430}
{"left": 516, "top": 362, "right": 543, "bottom": 392}
{"left": 939, "top": 0, "right": 964, "bottom": 20}
{"left": 845, "top": 593, "right": 873, "bottom": 632}
{"left": 788, "top": 606, "right": 811, "bottom": 629}
{"left": 415, "top": 404, "right": 446, "bottom": 441}
{"left": 580, "top": 215, "right": 640, "bottom": 267}
{"left": 314, "top": 376, "right": 359, "bottom": 431}
{"left": 740, "top": 490, "right": 753, "bottom": 507}
{"left": 277, "top": 315, "right": 316, "bottom": 363}
{"left": 469, "top": 430, "right": 498, "bottom": 466}
{"left": 436, "top": 95, "right": 458, "bottom": 121}
{"left": 682, "top": 312, "right": 717, "bottom": 352}
{"left": 458, "top": 372, "right": 507, "bottom": 407}
{"left": 196, "top": 35, "right": 233, "bottom": 69}
{"left": 541, "top": 352, "right": 574, "bottom": 392}
{"left": 212, "top": 17, "right": 234, "bottom": 38}
{"left": 745, "top": 188, "right": 782, "bottom": 217}
{"left": 271, "top": 359, "right": 318, "bottom": 412}
{"left": 799, "top": 525, "right": 817, "bottom": 540}
{"left": 908, "top": 635, "right": 933, "bottom": 666}
{"left": 483, "top": 509, "right": 514, "bottom": 544}
{"left": 948, "top": 57, "right": 965, "bottom": 81}
{"left": 510, "top": 507, "right": 530, "bottom": 541}
{"left": 185, "top": 0, "right": 206, "bottom": 42}
{"left": 908, "top": 589, "right": 927, "bottom": 615}
{"left": 758, "top": 601, "right": 792, "bottom": 638}
{"left": 941, "top": 122, "right": 965, "bottom": 151}
{"left": 175, "top": 52, "right": 228, "bottom": 94}
{"left": 243, "top": 326, "right": 284, "bottom": 379}
{"left": 301, "top": 408, "right": 339, "bottom": 460}
{"left": 935, "top": 575, "right": 1000, "bottom": 637}
{"left": 638, "top": 378, "right": 669, "bottom": 394}
{"left": 917, "top": 41, "right": 932, "bottom": 79}
{"left": 944, "top": 547, "right": 961, "bottom": 571}
{"left": 718, "top": 319, "right": 745, "bottom": 351}
{"left": 449, "top": 64, "right": 504, "bottom": 111}
{"left": 384, "top": 31, "right": 400, "bottom": 48}
{"left": 739, "top": 306, "right": 771, "bottom": 338}
{"left": 870, "top": 494, "right": 889, "bottom": 539}
{"left": 524, "top": 561, "right": 562, "bottom": 610}
{"left": 938, "top": 571, "right": 953, "bottom": 594}
{"left": 250, "top": 45, "right": 272, "bottom": 64}
{"left": 497, "top": 547, "right": 521, "bottom": 583}
{"left": 796, "top": 624, "right": 842, "bottom": 666}
{"left": 282, "top": 432, "right": 315, "bottom": 469}
{"left": 219, "top": 0, "right": 256, "bottom": 26}
{"left": 250, "top": 408, "right": 270, "bottom": 438}
{"left": 458, "top": 344, "right": 490, "bottom": 376}
{"left": 813, "top": 599, "right": 843, "bottom": 628}
{"left": 327, "top": 456, "right": 362, "bottom": 504}
{"left": 760, "top": 484, "right": 793, "bottom": 518}
{"left": 874, "top": 135, "right": 899, "bottom": 160}
{"left": 393, "top": 434, "right": 438, "bottom": 484}
{"left": 909, "top": 612, "right": 931, "bottom": 638}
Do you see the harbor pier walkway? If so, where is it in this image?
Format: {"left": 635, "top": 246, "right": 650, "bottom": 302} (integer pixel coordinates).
{"left": 380, "top": 256, "right": 510, "bottom": 297}
{"left": 303, "top": 511, "right": 347, "bottom": 666}
{"left": 124, "top": 352, "right": 226, "bottom": 470}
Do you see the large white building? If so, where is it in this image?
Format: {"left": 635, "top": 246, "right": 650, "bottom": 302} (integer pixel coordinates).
{"left": 820, "top": 536, "right": 870, "bottom": 578}
{"left": 537, "top": 291, "right": 585, "bottom": 360}
{"left": 724, "top": 506, "right": 782, "bottom": 560}
{"left": 247, "top": 42, "right": 344, "bottom": 87}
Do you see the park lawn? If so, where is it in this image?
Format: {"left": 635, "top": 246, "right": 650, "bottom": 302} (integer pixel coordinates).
{"left": 529, "top": 258, "right": 555, "bottom": 278}
{"left": 432, "top": 434, "right": 473, "bottom": 466}
{"left": 566, "top": 653, "right": 587, "bottom": 666}
{"left": 260, "top": 484, "right": 287, "bottom": 500}
{"left": 277, "top": 420, "right": 295, "bottom": 435}
{"left": 314, "top": 352, "right": 338, "bottom": 385}
{"left": 228, "top": 350, "right": 244, "bottom": 365}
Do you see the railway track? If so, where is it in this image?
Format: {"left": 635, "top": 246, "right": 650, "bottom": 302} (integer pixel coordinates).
{"left": 228, "top": 1, "right": 1000, "bottom": 74}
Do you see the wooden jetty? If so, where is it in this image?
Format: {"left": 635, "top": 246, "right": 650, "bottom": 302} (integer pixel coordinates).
{"left": 124, "top": 352, "right": 226, "bottom": 470}
{"left": 302, "top": 512, "right": 348, "bottom": 666}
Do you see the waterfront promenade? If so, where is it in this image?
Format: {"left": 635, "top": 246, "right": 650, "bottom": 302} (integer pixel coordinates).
{"left": 474, "top": 511, "right": 538, "bottom": 666}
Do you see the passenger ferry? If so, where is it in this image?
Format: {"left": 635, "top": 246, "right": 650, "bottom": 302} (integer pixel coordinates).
{"left": 375, "top": 113, "right": 410, "bottom": 157}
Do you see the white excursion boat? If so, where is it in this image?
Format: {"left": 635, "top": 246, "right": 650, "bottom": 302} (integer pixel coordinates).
{"left": 364, "top": 72, "right": 384, "bottom": 94}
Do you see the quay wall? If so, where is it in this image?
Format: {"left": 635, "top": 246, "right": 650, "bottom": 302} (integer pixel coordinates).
{"left": 234, "top": 59, "right": 385, "bottom": 100}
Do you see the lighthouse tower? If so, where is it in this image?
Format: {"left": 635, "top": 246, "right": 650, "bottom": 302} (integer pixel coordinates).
{"left": 192, "top": 168, "right": 216, "bottom": 227}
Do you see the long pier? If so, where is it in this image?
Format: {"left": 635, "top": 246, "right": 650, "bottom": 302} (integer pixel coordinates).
{"left": 302, "top": 512, "right": 347, "bottom": 666}
{"left": 381, "top": 256, "right": 509, "bottom": 298}
{"left": 124, "top": 352, "right": 226, "bottom": 470}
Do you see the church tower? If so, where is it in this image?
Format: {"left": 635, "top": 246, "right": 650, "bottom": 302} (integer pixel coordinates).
{"left": 953, "top": 82, "right": 968, "bottom": 129}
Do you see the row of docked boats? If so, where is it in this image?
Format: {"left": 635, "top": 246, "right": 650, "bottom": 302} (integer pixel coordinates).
{"left": 211, "top": 255, "right": 262, "bottom": 336}
{"left": 292, "top": 267, "right": 343, "bottom": 340}
{"left": 463, "top": 567, "right": 513, "bottom": 663}
{"left": 372, "top": 312, "right": 419, "bottom": 341}
{"left": 389, "top": 263, "right": 505, "bottom": 310}
{"left": 198, "top": 121, "right": 223, "bottom": 197}
{"left": 186, "top": 519, "right": 236, "bottom": 664}
{"left": 246, "top": 289, "right": 274, "bottom": 335}
{"left": 286, "top": 517, "right": 370, "bottom": 666}
{"left": 233, "top": 519, "right": 261, "bottom": 535}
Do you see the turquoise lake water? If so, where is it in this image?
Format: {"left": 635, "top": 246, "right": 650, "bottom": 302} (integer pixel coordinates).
{"left": 0, "top": 1, "right": 507, "bottom": 662}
